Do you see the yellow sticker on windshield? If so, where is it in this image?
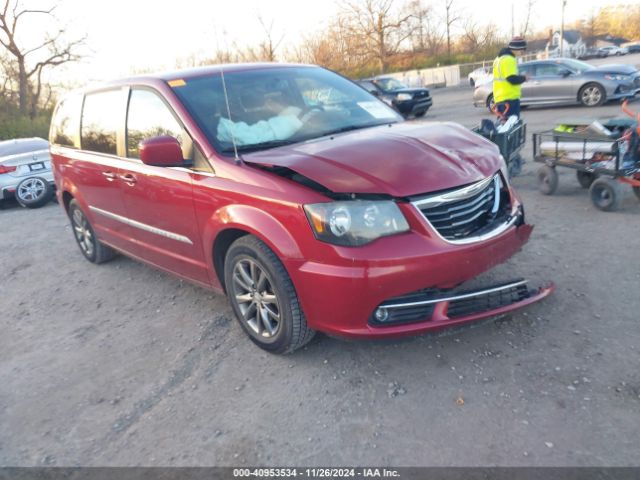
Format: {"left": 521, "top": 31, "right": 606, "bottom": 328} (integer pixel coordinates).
{"left": 168, "top": 79, "right": 186, "bottom": 87}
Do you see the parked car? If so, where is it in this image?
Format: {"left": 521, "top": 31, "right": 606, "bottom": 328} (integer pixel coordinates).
{"left": 474, "top": 58, "right": 640, "bottom": 110}
{"left": 600, "top": 45, "right": 628, "bottom": 56}
{"left": 467, "top": 66, "right": 492, "bottom": 87}
{"left": 626, "top": 44, "right": 640, "bottom": 53}
{"left": 51, "top": 63, "right": 553, "bottom": 353}
{"left": 356, "top": 77, "right": 432, "bottom": 118}
{"left": 0, "top": 137, "right": 55, "bottom": 208}
{"left": 578, "top": 47, "right": 609, "bottom": 60}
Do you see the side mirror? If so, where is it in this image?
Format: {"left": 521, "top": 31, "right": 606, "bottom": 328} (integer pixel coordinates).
{"left": 139, "top": 136, "right": 184, "bottom": 167}
{"left": 559, "top": 69, "right": 572, "bottom": 77}
{"left": 369, "top": 89, "right": 381, "bottom": 97}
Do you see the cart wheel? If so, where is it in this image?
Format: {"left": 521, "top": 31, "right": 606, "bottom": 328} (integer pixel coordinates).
{"left": 537, "top": 165, "right": 558, "bottom": 195}
{"left": 633, "top": 186, "right": 640, "bottom": 201}
{"left": 589, "top": 177, "right": 623, "bottom": 212}
{"left": 576, "top": 171, "right": 595, "bottom": 189}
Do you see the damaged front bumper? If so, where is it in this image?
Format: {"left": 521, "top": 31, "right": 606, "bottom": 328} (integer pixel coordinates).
{"left": 369, "top": 278, "right": 555, "bottom": 332}
{"left": 290, "top": 201, "right": 554, "bottom": 339}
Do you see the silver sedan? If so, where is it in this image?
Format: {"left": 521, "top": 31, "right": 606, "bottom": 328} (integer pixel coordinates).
{"left": 473, "top": 58, "right": 640, "bottom": 111}
{"left": 0, "top": 137, "right": 55, "bottom": 208}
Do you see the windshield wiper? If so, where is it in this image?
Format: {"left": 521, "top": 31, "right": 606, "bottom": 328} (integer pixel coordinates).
{"left": 221, "top": 139, "right": 299, "bottom": 154}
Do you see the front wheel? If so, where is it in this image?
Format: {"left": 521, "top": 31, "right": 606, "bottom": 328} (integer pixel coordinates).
{"left": 224, "top": 235, "right": 315, "bottom": 354}
{"left": 15, "top": 176, "right": 54, "bottom": 208}
{"left": 414, "top": 110, "right": 426, "bottom": 118}
{"left": 589, "top": 177, "right": 623, "bottom": 211}
{"left": 579, "top": 83, "right": 605, "bottom": 107}
{"left": 68, "top": 199, "right": 117, "bottom": 263}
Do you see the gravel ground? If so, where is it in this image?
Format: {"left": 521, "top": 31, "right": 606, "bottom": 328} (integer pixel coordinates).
{"left": 1, "top": 55, "right": 640, "bottom": 467}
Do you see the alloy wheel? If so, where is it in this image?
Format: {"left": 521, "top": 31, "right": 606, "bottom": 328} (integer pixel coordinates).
{"left": 581, "top": 86, "right": 602, "bottom": 106}
{"left": 72, "top": 208, "right": 95, "bottom": 258}
{"left": 231, "top": 258, "right": 281, "bottom": 338}
{"left": 17, "top": 177, "right": 46, "bottom": 202}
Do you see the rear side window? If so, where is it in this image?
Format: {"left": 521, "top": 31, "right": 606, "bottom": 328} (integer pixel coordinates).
{"left": 50, "top": 94, "right": 83, "bottom": 148}
{"left": 81, "top": 90, "right": 122, "bottom": 155}
{"left": 126, "top": 89, "right": 190, "bottom": 159}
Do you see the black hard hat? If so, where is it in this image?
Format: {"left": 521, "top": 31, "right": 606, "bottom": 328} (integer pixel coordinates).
{"left": 508, "top": 36, "right": 527, "bottom": 50}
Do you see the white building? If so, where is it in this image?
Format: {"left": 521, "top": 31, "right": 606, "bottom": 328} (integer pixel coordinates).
{"left": 547, "top": 30, "right": 586, "bottom": 58}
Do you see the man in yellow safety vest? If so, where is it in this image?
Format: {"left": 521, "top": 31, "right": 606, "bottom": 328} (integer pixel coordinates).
{"left": 493, "top": 37, "right": 528, "bottom": 119}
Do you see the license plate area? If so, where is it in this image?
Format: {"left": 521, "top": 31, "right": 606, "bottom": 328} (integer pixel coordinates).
{"left": 29, "top": 162, "right": 46, "bottom": 172}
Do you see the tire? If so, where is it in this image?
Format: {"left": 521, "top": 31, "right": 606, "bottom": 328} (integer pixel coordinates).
{"left": 68, "top": 199, "right": 117, "bottom": 263}
{"left": 576, "top": 170, "right": 595, "bottom": 189}
{"left": 469, "top": 78, "right": 475, "bottom": 87}
{"left": 486, "top": 94, "right": 495, "bottom": 113}
{"left": 537, "top": 165, "right": 559, "bottom": 195}
{"left": 15, "top": 176, "right": 54, "bottom": 208}
{"left": 579, "top": 83, "right": 605, "bottom": 107}
{"left": 414, "top": 110, "right": 426, "bottom": 118}
{"left": 589, "top": 177, "right": 623, "bottom": 211}
{"left": 633, "top": 186, "right": 640, "bottom": 201}
{"left": 224, "top": 235, "right": 315, "bottom": 354}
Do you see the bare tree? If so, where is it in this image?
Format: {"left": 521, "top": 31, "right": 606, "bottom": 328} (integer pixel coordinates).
{"left": 340, "top": 0, "right": 415, "bottom": 73}
{"left": 460, "top": 16, "right": 501, "bottom": 54}
{"left": 407, "top": 0, "right": 444, "bottom": 56}
{"left": 444, "top": 0, "right": 460, "bottom": 59}
{"left": 256, "top": 15, "right": 284, "bottom": 62}
{"left": 0, "top": 0, "right": 85, "bottom": 117}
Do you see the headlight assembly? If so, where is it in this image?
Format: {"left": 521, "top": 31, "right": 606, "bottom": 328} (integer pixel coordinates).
{"left": 304, "top": 200, "right": 410, "bottom": 246}
{"left": 604, "top": 74, "right": 631, "bottom": 81}
{"left": 396, "top": 93, "right": 413, "bottom": 101}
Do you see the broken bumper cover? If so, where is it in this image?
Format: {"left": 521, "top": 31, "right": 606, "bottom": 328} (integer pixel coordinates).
{"left": 368, "top": 278, "right": 554, "bottom": 333}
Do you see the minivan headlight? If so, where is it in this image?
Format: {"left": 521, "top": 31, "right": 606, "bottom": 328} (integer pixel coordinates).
{"left": 304, "top": 200, "right": 409, "bottom": 246}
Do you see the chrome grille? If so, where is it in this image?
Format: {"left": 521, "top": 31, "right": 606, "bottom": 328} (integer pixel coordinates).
{"left": 412, "top": 174, "right": 510, "bottom": 242}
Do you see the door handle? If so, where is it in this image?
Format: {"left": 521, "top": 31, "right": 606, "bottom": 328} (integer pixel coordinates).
{"left": 119, "top": 173, "right": 137, "bottom": 185}
{"left": 102, "top": 171, "right": 117, "bottom": 180}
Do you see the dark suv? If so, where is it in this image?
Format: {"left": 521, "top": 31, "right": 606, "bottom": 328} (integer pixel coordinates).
{"left": 357, "top": 77, "right": 432, "bottom": 118}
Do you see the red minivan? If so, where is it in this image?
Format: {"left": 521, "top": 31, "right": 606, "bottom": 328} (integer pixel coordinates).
{"left": 50, "top": 63, "right": 553, "bottom": 353}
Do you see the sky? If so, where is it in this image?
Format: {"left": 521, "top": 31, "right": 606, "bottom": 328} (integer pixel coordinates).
{"left": 16, "top": 0, "right": 632, "bottom": 86}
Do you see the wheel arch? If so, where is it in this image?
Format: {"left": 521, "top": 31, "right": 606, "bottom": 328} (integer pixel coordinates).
{"left": 206, "top": 205, "right": 306, "bottom": 293}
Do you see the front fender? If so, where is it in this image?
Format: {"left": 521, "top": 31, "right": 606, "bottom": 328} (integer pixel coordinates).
{"left": 201, "top": 204, "right": 306, "bottom": 287}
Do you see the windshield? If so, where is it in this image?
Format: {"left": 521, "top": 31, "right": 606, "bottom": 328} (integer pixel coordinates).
{"left": 374, "top": 77, "right": 408, "bottom": 91}
{"left": 170, "top": 66, "right": 401, "bottom": 154}
{"left": 560, "top": 59, "right": 594, "bottom": 73}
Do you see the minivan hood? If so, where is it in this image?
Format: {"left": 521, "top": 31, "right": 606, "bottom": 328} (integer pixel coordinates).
{"left": 244, "top": 122, "right": 501, "bottom": 197}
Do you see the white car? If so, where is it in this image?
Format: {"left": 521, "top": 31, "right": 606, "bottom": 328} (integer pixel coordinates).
{"left": 468, "top": 66, "right": 492, "bottom": 87}
{"left": 0, "top": 137, "right": 55, "bottom": 208}
{"left": 600, "top": 46, "right": 628, "bottom": 56}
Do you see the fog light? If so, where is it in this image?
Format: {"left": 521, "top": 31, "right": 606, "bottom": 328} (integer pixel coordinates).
{"left": 374, "top": 307, "right": 389, "bottom": 322}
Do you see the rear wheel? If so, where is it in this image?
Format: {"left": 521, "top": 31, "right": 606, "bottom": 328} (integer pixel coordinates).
{"left": 576, "top": 171, "right": 595, "bottom": 189}
{"left": 537, "top": 165, "right": 559, "bottom": 195}
{"left": 68, "top": 199, "right": 117, "bottom": 263}
{"left": 15, "top": 176, "right": 54, "bottom": 208}
{"left": 224, "top": 235, "right": 315, "bottom": 354}
{"left": 579, "top": 83, "right": 605, "bottom": 107}
{"left": 589, "top": 177, "right": 623, "bottom": 211}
